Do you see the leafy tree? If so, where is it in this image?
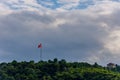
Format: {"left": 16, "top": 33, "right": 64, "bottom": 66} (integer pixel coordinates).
{"left": 0, "top": 58, "right": 120, "bottom": 80}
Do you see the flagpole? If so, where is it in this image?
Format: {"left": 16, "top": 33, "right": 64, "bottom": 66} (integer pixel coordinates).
{"left": 40, "top": 47, "right": 42, "bottom": 61}
{"left": 38, "top": 43, "right": 42, "bottom": 61}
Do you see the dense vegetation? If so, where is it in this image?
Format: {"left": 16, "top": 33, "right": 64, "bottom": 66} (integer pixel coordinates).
{"left": 0, "top": 59, "right": 120, "bottom": 80}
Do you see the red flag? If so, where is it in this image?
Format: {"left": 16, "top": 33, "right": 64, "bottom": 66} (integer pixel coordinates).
{"left": 38, "top": 43, "right": 42, "bottom": 48}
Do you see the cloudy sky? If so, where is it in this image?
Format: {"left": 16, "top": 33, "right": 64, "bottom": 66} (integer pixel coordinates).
{"left": 0, "top": 0, "right": 120, "bottom": 65}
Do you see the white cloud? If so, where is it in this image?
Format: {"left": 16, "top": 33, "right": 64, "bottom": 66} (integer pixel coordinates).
{"left": 58, "top": 0, "right": 80, "bottom": 3}
{"left": 104, "top": 29, "right": 120, "bottom": 54}
{"left": 57, "top": 0, "right": 80, "bottom": 9}
{"left": 0, "top": 2, "right": 12, "bottom": 15}
{"left": 87, "top": 0, "right": 120, "bottom": 15}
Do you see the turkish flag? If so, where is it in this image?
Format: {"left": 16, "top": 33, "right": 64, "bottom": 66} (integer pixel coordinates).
{"left": 38, "top": 43, "right": 42, "bottom": 48}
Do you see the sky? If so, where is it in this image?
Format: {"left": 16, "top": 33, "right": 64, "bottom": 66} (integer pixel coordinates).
{"left": 0, "top": 0, "right": 120, "bottom": 65}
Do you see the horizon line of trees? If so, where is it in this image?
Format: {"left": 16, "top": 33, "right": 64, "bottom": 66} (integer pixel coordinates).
{"left": 0, "top": 58, "right": 120, "bottom": 80}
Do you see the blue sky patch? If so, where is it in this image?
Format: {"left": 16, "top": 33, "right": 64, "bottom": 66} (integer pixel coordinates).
{"left": 36, "top": 0, "right": 94, "bottom": 10}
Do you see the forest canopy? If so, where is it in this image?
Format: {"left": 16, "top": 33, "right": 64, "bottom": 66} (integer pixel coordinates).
{"left": 0, "top": 59, "right": 120, "bottom": 80}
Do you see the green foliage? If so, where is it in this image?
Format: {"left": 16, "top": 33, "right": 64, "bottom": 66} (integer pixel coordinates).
{"left": 0, "top": 59, "right": 120, "bottom": 80}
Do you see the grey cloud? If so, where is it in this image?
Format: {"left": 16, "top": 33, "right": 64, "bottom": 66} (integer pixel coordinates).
{"left": 0, "top": 7, "right": 119, "bottom": 65}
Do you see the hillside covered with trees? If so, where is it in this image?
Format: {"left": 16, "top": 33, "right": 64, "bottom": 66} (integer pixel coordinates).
{"left": 0, "top": 59, "right": 120, "bottom": 80}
